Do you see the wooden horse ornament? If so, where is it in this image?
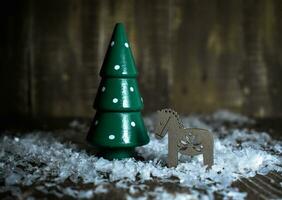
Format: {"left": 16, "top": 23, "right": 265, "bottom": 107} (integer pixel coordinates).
{"left": 155, "top": 109, "right": 214, "bottom": 168}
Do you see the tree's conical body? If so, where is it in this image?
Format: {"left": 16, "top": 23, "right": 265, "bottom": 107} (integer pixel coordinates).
{"left": 87, "top": 23, "right": 149, "bottom": 159}
{"left": 100, "top": 23, "right": 137, "bottom": 78}
{"left": 88, "top": 112, "right": 147, "bottom": 147}
{"left": 94, "top": 78, "right": 143, "bottom": 111}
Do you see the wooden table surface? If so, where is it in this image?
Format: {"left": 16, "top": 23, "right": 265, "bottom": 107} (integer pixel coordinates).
{"left": 0, "top": 117, "right": 281, "bottom": 200}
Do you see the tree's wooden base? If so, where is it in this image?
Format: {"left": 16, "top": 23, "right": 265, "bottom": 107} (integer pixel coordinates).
{"left": 97, "top": 147, "right": 137, "bottom": 159}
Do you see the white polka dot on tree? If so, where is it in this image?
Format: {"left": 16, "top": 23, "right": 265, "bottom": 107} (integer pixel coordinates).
{"left": 109, "top": 135, "right": 115, "bottom": 140}
{"left": 114, "top": 65, "right": 120, "bottom": 70}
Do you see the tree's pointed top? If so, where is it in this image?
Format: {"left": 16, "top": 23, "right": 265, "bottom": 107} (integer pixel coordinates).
{"left": 114, "top": 22, "right": 126, "bottom": 35}
{"left": 100, "top": 23, "right": 138, "bottom": 78}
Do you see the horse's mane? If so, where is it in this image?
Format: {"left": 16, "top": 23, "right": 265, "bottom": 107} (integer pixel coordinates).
{"left": 161, "top": 108, "right": 184, "bottom": 128}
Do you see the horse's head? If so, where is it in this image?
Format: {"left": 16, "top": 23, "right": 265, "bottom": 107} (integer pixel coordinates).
{"left": 155, "top": 109, "right": 172, "bottom": 139}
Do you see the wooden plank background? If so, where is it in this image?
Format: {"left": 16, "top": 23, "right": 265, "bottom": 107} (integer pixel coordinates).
{"left": 1, "top": 0, "right": 282, "bottom": 118}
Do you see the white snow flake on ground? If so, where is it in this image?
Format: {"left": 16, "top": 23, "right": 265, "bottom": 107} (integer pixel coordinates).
{"left": 0, "top": 111, "right": 281, "bottom": 199}
{"left": 211, "top": 110, "right": 254, "bottom": 125}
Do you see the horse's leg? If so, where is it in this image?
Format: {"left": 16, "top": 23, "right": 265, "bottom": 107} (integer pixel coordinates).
{"left": 202, "top": 133, "right": 214, "bottom": 169}
{"left": 168, "top": 132, "right": 178, "bottom": 167}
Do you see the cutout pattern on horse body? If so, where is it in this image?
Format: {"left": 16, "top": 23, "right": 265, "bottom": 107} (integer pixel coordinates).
{"left": 155, "top": 109, "right": 214, "bottom": 168}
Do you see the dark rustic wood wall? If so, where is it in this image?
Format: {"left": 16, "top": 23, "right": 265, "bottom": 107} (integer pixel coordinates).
{"left": 1, "top": 0, "right": 282, "bottom": 118}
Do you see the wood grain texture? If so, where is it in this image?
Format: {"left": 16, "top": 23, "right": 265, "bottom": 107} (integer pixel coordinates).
{"left": 30, "top": 0, "right": 101, "bottom": 117}
{"left": 1, "top": 0, "right": 282, "bottom": 118}
{"left": 0, "top": 1, "right": 30, "bottom": 117}
{"left": 232, "top": 172, "right": 282, "bottom": 200}
{"left": 1, "top": 119, "right": 281, "bottom": 200}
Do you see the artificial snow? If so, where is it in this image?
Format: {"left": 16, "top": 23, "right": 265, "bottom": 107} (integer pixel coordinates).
{"left": 211, "top": 110, "right": 254, "bottom": 125}
{"left": 0, "top": 111, "right": 281, "bottom": 200}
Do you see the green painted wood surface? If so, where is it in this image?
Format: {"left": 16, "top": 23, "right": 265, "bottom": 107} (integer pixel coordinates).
{"left": 87, "top": 23, "right": 149, "bottom": 159}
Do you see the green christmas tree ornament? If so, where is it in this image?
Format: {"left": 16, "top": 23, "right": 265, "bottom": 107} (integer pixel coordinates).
{"left": 87, "top": 23, "right": 150, "bottom": 159}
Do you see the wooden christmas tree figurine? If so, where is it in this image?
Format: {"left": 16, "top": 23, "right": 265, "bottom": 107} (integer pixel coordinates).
{"left": 87, "top": 23, "right": 150, "bottom": 159}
